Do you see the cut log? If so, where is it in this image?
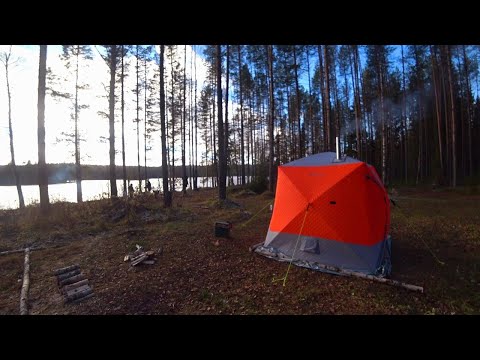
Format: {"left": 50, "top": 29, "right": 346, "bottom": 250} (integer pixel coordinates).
{"left": 71, "top": 292, "right": 94, "bottom": 304}
{"left": 58, "top": 274, "right": 86, "bottom": 287}
{"left": 65, "top": 284, "right": 91, "bottom": 297}
{"left": 56, "top": 269, "right": 81, "bottom": 282}
{"left": 143, "top": 260, "right": 155, "bottom": 265}
{"left": 61, "top": 279, "right": 89, "bottom": 294}
{"left": 145, "top": 250, "right": 155, "bottom": 257}
{"left": 53, "top": 265, "right": 80, "bottom": 276}
{"left": 19, "top": 248, "right": 30, "bottom": 315}
{"left": 65, "top": 287, "right": 93, "bottom": 303}
{"left": 131, "top": 254, "right": 148, "bottom": 266}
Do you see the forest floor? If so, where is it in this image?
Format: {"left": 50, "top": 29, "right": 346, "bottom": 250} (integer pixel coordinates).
{"left": 0, "top": 185, "right": 479, "bottom": 315}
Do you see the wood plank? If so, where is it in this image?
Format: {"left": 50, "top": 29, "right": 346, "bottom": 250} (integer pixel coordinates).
{"left": 58, "top": 274, "right": 86, "bottom": 287}
{"left": 19, "top": 248, "right": 30, "bottom": 315}
{"left": 131, "top": 254, "right": 148, "bottom": 266}
{"left": 131, "top": 253, "right": 145, "bottom": 262}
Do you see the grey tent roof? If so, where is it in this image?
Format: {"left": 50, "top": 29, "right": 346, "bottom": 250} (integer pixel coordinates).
{"left": 282, "top": 152, "right": 362, "bottom": 167}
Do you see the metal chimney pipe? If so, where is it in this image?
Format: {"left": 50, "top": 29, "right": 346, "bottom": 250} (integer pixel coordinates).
{"left": 336, "top": 136, "right": 340, "bottom": 160}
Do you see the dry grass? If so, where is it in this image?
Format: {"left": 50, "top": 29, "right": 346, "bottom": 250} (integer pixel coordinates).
{"left": 0, "top": 186, "right": 479, "bottom": 315}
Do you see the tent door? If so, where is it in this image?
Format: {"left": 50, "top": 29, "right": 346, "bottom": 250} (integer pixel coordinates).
{"left": 300, "top": 237, "right": 320, "bottom": 254}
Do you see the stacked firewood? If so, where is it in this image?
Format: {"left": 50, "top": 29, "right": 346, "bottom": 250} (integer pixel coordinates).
{"left": 124, "top": 245, "right": 158, "bottom": 266}
{"left": 54, "top": 265, "right": 93, "bottom": 304}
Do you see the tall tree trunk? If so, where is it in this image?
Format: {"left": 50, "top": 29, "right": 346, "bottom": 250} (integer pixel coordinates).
{"left": 136, "top": 46, "right": 142, "bottom": 193}
{"left": 351, "top": 45, "right": 361, "bottom": 160}
{"left": 430, "top": 45, "right": 444, "bottom": 183}
{"left": 267, "top": 45, "right": 275, "bottom": 193}
{"left": 306, "top": 46, "right": 314, "bottom": 154}
{"left": 238, "top": 46, "right": 246, "bottom": 185}
{"left": 144, "top": 50, "right": 148, "bottom": 182}
{"left": 401, "top": 45, "right": 408, "bottom": 183}
{"left": 225, "top": 45, "right": 230, "bottom": 186}
{"left": 108, "top": 45, "right": 118, "bottom": 197}
{"left": 455, "top": 53, "right": 465, "bottom": 179}
{"left": 212, "top": 73, "right": 217, "bottom": 187}
{"left": 159, "top": 46, "right": 170, "bottom": 207}
{"left": 446, "top": 45, "right": 456, "bottom": 187}
{"left": 121, "top": 45, "right": 127, "bottom": 197}
{"left": 169, "top": 46, "right": 176, "bottom": 192}
{"left": 413, "top": 46, "right": 423, "bottom": 185}
{"left": 194, "top": 46, "right": 199, "bottom": 191}
{"left": 317, "top": 45, "right": 326, "bottom": 152}
{"left": 324, "top": 45, "right": 332, "bottom": 152}
{"left": 74, "top": 47, "right": 83, "bottom": 203}
{"left": 216, "top": 45, "right": 226, "bottom": 200}
{"left": 293, "top": 46, "right": 303, "bottom": 158}
{"left": 462, "top": 45, "right": 473, "bottom": 177}
{"left": 440, "top": 47, "right": 450, "bottom": 183}
{"left": 3, "top": 48, "right": 25, "bottom": 209}
{"left": 378, "top": 50, "right": 387, "bottom": 185}
{"left": 182, "top": 45, "right": 187, "bottom": 194}
{"left": 331, "top": 48, "right": 341, "bottom": 145}
{"left": 189, "top": 48, "right": 193, "bottom": 190}
{"left": 38, "top": 45, "right": 49, "bottom": 210}
{"left": 249, "top": 95, "right": 254, "bottom": 177}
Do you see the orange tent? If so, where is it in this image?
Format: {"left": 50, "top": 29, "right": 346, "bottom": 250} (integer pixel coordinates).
{"left": 256, "top": 152, "right": 392, "bottom": 277}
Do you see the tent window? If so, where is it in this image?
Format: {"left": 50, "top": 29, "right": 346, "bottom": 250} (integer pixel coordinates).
{"left": 300, "top": 238, "right": 320, "bottom": 254}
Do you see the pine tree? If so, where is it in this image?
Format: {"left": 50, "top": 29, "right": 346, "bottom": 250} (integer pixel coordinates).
{"left": 159, "top": 45, "right": 171, "bottom": 207}
{"left": 216, "top": 45, "right": 226, "bottom": 200}
{"left": 0, "top": 46, "right": 25, "bottom": 209}
{"left": 38, "top": 45, "right": 49, "bottom": 210}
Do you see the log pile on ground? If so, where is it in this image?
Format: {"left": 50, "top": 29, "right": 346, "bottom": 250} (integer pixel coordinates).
{"left": 54, "top": 265, "right": 93, "bottom": 304}
{"left": 123, "top": 245, "right": 159, "bottom": 266}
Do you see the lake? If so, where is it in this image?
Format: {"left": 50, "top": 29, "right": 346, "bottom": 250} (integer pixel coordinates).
{"left": 0, "top": 176, "right": 250, "bottom": 210}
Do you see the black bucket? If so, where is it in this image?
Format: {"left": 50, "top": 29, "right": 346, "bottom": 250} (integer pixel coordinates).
{"left": 215, "top": 221, "right": 232, "bottom": 238}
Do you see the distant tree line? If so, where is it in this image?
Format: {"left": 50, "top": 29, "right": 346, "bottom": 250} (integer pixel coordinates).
{"left": 2, "top": 45, "right": 480, "bottom": 211}
{"left": 0, "top": 163, "right": 256, "bottom": 186}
